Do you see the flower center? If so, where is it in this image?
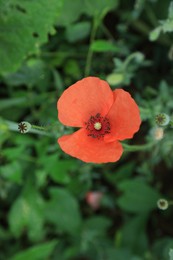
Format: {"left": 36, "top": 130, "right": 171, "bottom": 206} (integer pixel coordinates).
{"left": 94, "top": 122, "right": 102, "bottom": 130}
{"left": 85, "top": 113, "right": 110, "bottom": 139}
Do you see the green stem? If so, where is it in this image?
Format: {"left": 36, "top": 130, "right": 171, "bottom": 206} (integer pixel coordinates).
{"left": 84, "top": 18, "right": 99, "bottom": 77}
{"left": 1, "top": 120, "right": 157, "bottom": 152}
{"left": 122, "top": 141, "right": 156, "bottom": 152}
{"left": 101, "top": 23, "right": 115, "bottom": 42}
{"left": 122, "top": 52, "right": 142, "bottom": 71}
{"left": 31, "top": 125, "right": 47, "bottom": 131}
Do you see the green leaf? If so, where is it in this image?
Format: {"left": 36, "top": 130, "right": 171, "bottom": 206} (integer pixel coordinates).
{"left": 4, "top": 59, "right": 50, "bottom": 87}
{"left": 11, "top": 241, "right": 57, "bottom": 260}
{"left": 53, "top": 70, "right": 64, "bottom": 92}
{"left": 80, "top": 216, "right": 111, "bottom": 253}
{"left": 0, "top": 161, "right": 22, "bottom": 184}
{"left": 106, "top": 249, "right": 133, "bottom": 260}
{"left": 162, "top": 20, "right": 173, "bottom": 32}
{"left": 149, "top": 2, "right": 173, "bottom": 41}
{"left": 149, "top": 27, "right": 162, "bottom": 41}
{"left": 41, "top": 155, "right": 75, "bottom": 184}
{"left": 8, "top": 187, "right": 45, "bottom": 241}
{"left": 104, "top": 162, "right": 135, "bottom": 185}
{"left": 121, "top": 215, "right": 148, "bottom": 253}
{"left": 83, "top": 216, "right": 111, "bottom": 235}
{"left": 0, "top": 0, "right": 63, "bottom": 74}
{"left": 64, "top": 59, "right": 82, "bottom": 79}
{"left": 49, "top": 159, "right": 74, "bottom": 184}
{"left": 117, "top": 179, "right": 160, "bottom": 213}
{"left": 46, "top": 188, "right": 82, "bottom": 234}
{"left": 84, "top": 0, "right": 119, "bottom": 18}
{"left": 8, "top": 197, "right": 31, "bottom": 236}
{"left": 153, "top": 238, "right": 173, "bottom": 260}
{"left": 91, "top": 40, "right": 119, "bottom": 53}
{"left": 0, "top": 97, "right": 27, "bottom": 110}
{"left": 57, "top": 0, "right": 84, "bottom": 26}
{"left": 66, "top": 22, "right": 91, "bottom": 43}
{"left": 2, "top": 146, "right": 24, "bottom": 160}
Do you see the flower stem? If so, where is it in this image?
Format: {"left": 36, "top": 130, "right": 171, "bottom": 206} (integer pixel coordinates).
{"left": 84, "top": 18, "right": 99, "bottom": 77}
{"left": 122, "top": 141, "right": 156, "bottom": 152}
{"left": 31, "top": 124, "right": 47, "bottom": 131}
{"left": 122, "top": 52, "right": 143, "bottom": 71}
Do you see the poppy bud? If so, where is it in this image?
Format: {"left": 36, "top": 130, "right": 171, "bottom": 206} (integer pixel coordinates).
{"left": 86, "top": 191, "right": 103, "bottom": 210}
{"left": 155, "top": 113, "right": 170, "bottom": 126}
{"left": 151, "top": 127, "right": 164, "bottom": 140}
{"left": 106, "top": 73, "right": 124, "bottom": 86}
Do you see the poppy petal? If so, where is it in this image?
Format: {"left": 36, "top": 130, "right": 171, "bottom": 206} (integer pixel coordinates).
{"left": 104, "top": 89, "right": 141, "bottom": 142}
{"left": 57, "top": 77, "right": 113, "bottom": 127}
{"left": 58, "top": 129, "right": 123, "bottom": 163}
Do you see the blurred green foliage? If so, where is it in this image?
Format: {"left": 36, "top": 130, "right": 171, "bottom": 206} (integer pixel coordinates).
{"left": 1, "top": 0, "right": 173, "bottom": 259}
{"left": 0, "top": 0, "right": 63, "bottom": 74}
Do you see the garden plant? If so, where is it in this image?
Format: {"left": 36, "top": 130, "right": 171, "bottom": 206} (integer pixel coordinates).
{"left": 1, "top": 0, "right": 173, "bottom": 259}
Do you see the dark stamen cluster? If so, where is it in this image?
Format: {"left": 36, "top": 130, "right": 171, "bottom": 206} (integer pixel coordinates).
{"left": 85, "top": 113, "right": 111, "bottom": 139}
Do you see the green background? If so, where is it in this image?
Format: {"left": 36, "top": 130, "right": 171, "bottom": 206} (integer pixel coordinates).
{"left": 1, "top": 0, "right": 173, "bottom": 259}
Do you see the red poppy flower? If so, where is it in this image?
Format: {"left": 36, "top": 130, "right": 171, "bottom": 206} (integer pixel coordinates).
{"left": 57, "top": 77, "right": 141, "bottom": 163}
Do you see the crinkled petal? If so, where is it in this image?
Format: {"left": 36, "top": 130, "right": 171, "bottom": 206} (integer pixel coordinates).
{"left": 58, "top": 129, "right": 123, "bottom": 163}
{"left": 57, "top": 77, "right": 113, "bottom": 127}
{"left": 104, "top": 89, "right": 141, "bottom": 142}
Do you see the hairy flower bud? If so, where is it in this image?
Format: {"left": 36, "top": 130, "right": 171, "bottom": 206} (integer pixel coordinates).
{"left": 152, "top": 127, "right": 164, "bottom": 140}
{"left": 86, "top": 191, "right": 103, "bottom": 210}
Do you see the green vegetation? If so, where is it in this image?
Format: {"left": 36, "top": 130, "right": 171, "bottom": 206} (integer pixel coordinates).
{"left": 1, "top": 0, "right": 173, "bottom": 259}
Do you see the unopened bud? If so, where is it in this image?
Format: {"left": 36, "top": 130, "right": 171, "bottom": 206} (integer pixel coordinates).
{"left": 152, "top": 127, "right": 164, "bottom": 140}
{"left": 86, "top": 191, "right": 103, "bottom": 210}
